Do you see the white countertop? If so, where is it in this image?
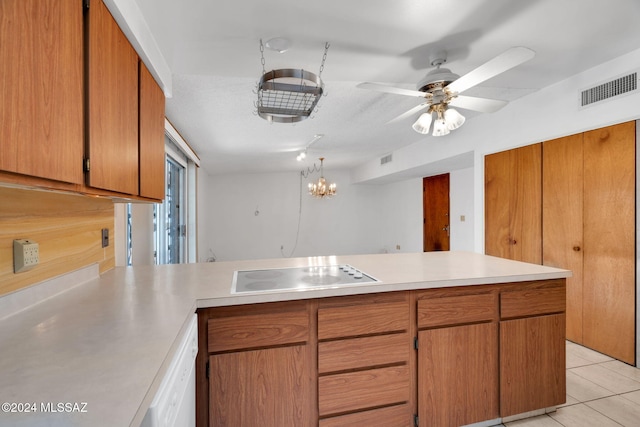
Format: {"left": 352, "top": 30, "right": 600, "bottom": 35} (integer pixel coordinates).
{"left": 0, "top": 252, "right": 570, "bottom": 427}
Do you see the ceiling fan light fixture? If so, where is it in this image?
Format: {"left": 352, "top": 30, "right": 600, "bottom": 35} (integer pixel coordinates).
{"left": 444, "top": 107, "right": 465, "bottom": 130}
{"left": 412, "top": 112, "right": 433, "bottom": 134}
{"left": 432, "top": 118, "right": 450, "bottom": 136}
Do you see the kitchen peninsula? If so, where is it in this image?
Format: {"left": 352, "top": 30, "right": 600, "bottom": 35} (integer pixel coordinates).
{"left": 0, "top": 252, "right": 570, "bottom": 427}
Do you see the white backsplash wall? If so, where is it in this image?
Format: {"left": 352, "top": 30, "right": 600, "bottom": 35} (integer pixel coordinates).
{"left": 198, "top": 166, "right": 475, "bottom": 262}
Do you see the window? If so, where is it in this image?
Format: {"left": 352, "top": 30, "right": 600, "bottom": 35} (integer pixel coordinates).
{"left": 155, "top": 146, "right": 187, "bottom": 264}
{"left": 116, "top": 120, "right": 200, "bottom": 267}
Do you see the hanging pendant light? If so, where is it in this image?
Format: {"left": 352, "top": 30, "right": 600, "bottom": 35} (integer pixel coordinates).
{"left": 308, "top": 158, "right": 336, "bottom": 198}
{"left": 412, "top": 112, "right": 433, "bottom": 134}
{"left": 411, "top": 103, "right": 465, "bottom": 136}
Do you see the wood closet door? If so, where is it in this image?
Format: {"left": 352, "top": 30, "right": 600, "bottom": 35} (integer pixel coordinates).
{"left": 542, "top": 134, "right": 584, "bottom": 343}
{"left": 485, "top": 150, "right": 512, "bottom": 259}
{"left": 583, "top": 121, "right": 636, "bottom": 365}
{"left": 485, "top": 144, "right": 541, "bottom": 263}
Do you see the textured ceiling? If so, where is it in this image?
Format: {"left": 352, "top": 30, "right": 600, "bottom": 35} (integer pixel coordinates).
{"left": 133, "top": 0, "right": 640, "bottom": 175}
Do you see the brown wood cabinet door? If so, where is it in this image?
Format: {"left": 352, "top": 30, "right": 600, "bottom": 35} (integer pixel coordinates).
{"left": 583, "top": 121, "right": 636, "bottom": 365}
{"left": 543, "top": 134, "right": 584, "bottom": 343}
{"left": 86, "top": 0, "right": 139, "bottom": 195}
{"left": 500, "top": 314, "right": 566, "bottom": 416}
{"left": 139, "top": 62, "right": 166, "bottom": 200}
{"left": 485, "top": 144, "right": 541, "bottom": 263}
{"left": 418, "top": 323, "right": 499, "bottom": 427}
{"left": 210, "top": 345, "right": 313, "bottom": 427}
{"left": 0, "top": 0, "right": 83, "bottom": 184}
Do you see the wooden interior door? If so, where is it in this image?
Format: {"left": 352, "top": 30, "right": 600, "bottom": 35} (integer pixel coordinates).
{"left": 542, "top": 134, "right": 584, "bottom": 343}
{"left": 583, "top": 121, "right": 636, "bottom": 365}
{"left": 423, "top": 174, "right": 450, "bottom": 251}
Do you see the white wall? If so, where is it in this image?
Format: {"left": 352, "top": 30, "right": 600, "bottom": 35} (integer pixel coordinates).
{"left": 449, "top": 167, "right": 475, "bottom": 252}
{"left": 198, "top": 170, "right": 396, "bottom": 261}
{"left": 198, "top": 165, "right": 475, "bottom": 261}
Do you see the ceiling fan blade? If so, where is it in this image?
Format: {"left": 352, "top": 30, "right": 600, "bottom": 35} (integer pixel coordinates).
{"left": 357, "top": 82, "right": 427, "bottom": 98}
{"left": 449, "top": 95, "right": 508, "bottom": 113}
{"left": 387, "top": 103, "right": 430, "bottom": 124}
{"left": 445, "top": 47, "right": 535, "bottom": 95}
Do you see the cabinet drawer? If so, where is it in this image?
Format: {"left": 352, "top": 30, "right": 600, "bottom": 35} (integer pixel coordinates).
{"left": 418, "top": 293, "right": 496, "bottom": 328}
{"left": 319, "top": 403, "right": 411, "bottom": 427}
{"left": 318, "top": 365, "right": 410, "bottom": 416}
{"left": 500, "top": 285, "right": 565, "bottom": 319}
{"left": 318, "top": 332, "right": 410, "bottom": 373}
{"left": 208, "top": 309, "right": 309, "bottom": 353}
{"left": 318, "top": 300, "right": 408, "bottom": 340}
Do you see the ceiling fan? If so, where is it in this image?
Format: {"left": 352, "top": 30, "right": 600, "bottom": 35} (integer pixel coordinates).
{"left": 357, "top": 46, "right": 535, "bottom": 136}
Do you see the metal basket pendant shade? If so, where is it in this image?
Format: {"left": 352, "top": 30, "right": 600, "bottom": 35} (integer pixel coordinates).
{"left": 257, "top": 68, "right": 324, "bottom": 123}
{"left": 256, "top": 40, "right": 329, "bottom": 123}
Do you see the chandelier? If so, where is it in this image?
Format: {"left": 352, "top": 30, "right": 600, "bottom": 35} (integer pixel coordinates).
{"left": 308, "top": 158, "right": 336, "bottom": 198}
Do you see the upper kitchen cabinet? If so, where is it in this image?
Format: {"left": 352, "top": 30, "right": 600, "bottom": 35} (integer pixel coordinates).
{"left": 1, "top": 0, "right": 166, "bottom": 201}
{"left": 85, "top": 0, "right": 140, "bottom": 196}
{"left": 485, "top": 144, "right": 542, "bottom": 264}
{"left": 0, "top": 0, "right": 84, "bottom": 184}
{"left": 139, "top": 62, "right": 166, "bottom": 200}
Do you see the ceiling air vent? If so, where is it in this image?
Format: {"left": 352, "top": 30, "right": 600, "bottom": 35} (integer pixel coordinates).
{"left": 380, "top": 154, "right": 393, "bottom": 165}
{"left": 581, "top": 72, "right": 637, "bottom": 107}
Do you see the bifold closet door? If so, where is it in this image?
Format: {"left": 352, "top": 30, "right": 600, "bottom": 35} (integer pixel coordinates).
{"left": 485, "top": 144, "right": 541, "bottom": 264}
{"left": 542, "top": 134, "right": 584, "bottom": 344}
{"left": 583, "top": 121, "right": 635, "bottom": 365}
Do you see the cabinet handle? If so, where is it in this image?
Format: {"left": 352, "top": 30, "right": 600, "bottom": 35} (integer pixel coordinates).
{"left": 573, "top": 246, "right": 581, "bottom": 252}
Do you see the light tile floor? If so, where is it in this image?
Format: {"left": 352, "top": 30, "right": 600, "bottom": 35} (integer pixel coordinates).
{"left": 500, "top": 341, "right": 640, "bottom": 427}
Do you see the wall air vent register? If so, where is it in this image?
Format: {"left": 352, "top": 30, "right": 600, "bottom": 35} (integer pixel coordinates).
{"left": 581, "top": 72, "right": 637, "bottom": 107}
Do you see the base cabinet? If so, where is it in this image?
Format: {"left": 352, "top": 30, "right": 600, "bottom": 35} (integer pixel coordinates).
{"left": 197, "top": 281, "right": 565, "bottom": 427}
{"left": 500, "top": 314, "right": 566, "bottom": 416}
{"left": 416, "top": 292, "right": 499, "bottom": 427}
{"left": 500, "top": 282, "right": 566, "bottom": 416}
{"left": 210, "top": 345, "right": 312, "bottom": 427}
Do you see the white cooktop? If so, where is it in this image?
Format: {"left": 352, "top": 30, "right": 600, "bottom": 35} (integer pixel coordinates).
{"left": 232, "top": 264, "right": 380, "bottom": 293}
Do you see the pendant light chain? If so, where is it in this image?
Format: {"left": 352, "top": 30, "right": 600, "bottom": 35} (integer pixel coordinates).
{"left": 259, "top": 39, "right": 266, "bottom": 75}
{"left": 319, "top": 42, "right": 330, "bottom": 78}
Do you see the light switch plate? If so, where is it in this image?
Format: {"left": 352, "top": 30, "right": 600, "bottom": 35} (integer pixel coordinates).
{"left": 14, "top": 239, "right": 39, "bottom": 273}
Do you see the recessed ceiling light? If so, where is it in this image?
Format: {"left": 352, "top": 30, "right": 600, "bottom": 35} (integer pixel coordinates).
{"left": 265, "top": 37, "right": 291, "bottom": 53}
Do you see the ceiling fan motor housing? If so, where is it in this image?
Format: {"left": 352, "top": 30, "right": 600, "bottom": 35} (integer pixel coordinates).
{"left": 417, "top": 67, "right": 460, "bottom": 93}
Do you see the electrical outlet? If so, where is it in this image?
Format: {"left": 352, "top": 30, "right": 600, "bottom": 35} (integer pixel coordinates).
{"left": 13, "top": 239, "right": 39, "bottom": 273}
{"left": 101, "top": 228, "right": 109, "bottom": 248}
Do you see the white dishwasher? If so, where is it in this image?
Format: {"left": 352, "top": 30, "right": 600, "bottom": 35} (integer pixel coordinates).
{"left": 141, "top": 314, "right": 198, "bottom": 427}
